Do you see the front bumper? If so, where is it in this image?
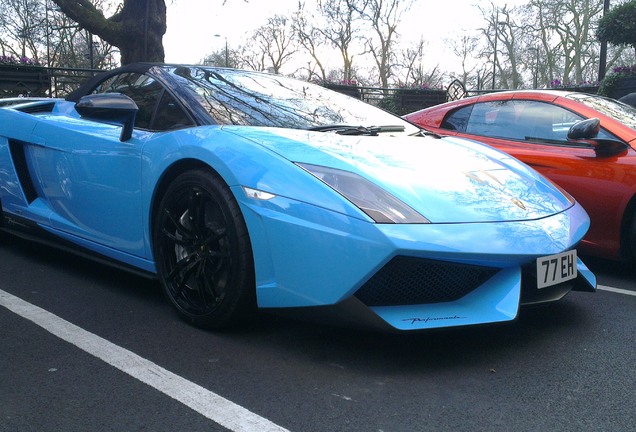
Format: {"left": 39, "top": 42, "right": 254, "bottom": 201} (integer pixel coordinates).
{"left": 239, "top": 189, "right": 595, "bottom": 331}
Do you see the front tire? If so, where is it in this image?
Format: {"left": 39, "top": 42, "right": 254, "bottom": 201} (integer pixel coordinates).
{"left": 153, "top": 169, "right": 255, "bottom": 329}
{"left": 630, "top": 216, "right": 636, "bottom": 262}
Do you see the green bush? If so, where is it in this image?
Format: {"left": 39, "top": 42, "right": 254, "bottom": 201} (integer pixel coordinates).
{"left": 597, "top": 0, "right": 636, "bottom": 49}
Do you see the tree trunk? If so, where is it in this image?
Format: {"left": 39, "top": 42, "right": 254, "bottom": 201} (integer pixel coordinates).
{"left": 51, "top": 0, "right": 167, "bottom": 65}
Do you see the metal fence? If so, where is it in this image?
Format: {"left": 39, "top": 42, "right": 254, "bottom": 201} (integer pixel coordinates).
{"left": 0, "top": 66, "right": 99, "bottom": 99}
{"left": 1, "top": 66, "right": 469, "bottom": 115}
{"left": 324, "top": 79, "right": 467, "bottom": 115}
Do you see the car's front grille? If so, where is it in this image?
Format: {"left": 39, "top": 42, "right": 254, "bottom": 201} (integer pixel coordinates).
{"left": 354, "top": 256, "right": 498, "bottom": 306}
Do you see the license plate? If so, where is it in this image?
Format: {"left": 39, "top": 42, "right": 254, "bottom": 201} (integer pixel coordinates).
{"left": 536, "top": 250, "right": 577, "bottom": 289}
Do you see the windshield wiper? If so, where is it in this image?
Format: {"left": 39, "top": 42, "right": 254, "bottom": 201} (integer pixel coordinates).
{"left": 308, "top": 124, "right": 405, "bottom": 136}
{"left": 418, "top": 129, "right": 442, "bottom": 139}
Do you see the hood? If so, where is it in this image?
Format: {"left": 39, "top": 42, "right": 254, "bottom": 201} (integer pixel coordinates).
{"left": 229, "top": 127, "right": 573, "bottom": 224}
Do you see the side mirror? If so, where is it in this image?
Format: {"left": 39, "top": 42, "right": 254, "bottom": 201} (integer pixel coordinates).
{"left": 567, "top": 118, "right": 600, "bottom": 140}
{"left": 567, "top": 117, "right": 628, "bottom": 157}
{"left": 589, "top": 138, "right": 629, "bottom": 157}
{"left": 75, "top": 93, "right": 138, "bottom": 142}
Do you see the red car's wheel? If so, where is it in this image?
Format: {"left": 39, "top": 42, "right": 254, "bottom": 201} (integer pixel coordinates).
{"left": 630, "top": 216, "right": 636, "bottom": 261}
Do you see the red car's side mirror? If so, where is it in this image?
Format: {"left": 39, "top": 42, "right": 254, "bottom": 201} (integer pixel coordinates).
{"left": 567, "top": 118, "right": 600, "bottom": 140}
{"left": 568, "top": 118, "right": 628, "bottom": 157}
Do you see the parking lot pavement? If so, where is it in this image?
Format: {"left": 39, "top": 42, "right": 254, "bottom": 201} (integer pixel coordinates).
{"left": 1, "top": 236, "right": 635, "bottom": 432}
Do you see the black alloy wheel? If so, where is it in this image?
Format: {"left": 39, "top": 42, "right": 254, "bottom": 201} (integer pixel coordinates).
{"left": 153, "top": 169, "right": 255, "bottom": 329}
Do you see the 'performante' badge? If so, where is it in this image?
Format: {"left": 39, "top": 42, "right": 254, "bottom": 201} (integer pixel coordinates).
{"left": 402, "top": 315, "right": 466, "bottom": 325}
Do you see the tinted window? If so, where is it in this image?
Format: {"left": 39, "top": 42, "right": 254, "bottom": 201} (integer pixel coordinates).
{"left": 93, "top": 73, "right": 161, "bottom": 129}
{"left": 153, "top": 91, "right": 194, "bottom": 131}
{"left": 442, "top": 105, "right": 472, "bottom": 131}
{"left": 465, "top": 100, "right": 616, "bottom": 143}
{"left": 465, "top": 100, "right": 529, "bottom": 139}
{"left": 93, "top": 72, "right": 192, "bottom": 131}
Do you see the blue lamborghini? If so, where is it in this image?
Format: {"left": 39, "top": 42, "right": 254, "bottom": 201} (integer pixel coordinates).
{"left": 0, "top": 64, "right": 595, "bottom": 331}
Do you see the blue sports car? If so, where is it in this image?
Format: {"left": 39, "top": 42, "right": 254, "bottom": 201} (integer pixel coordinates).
{"left": 0, "top": 63, "right": 595, "bottom": 331}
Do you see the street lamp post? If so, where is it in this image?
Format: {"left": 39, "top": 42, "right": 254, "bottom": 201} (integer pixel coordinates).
{"left": 89, "top": 32, "right": 94, "bottom": 69}
{"left": 214, "top": 34, "right": 228, "bottom": 67}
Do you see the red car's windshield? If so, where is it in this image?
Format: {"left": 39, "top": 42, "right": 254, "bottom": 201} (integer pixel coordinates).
{"left": 566, "top": 93, "right": 636, "bottom": 130}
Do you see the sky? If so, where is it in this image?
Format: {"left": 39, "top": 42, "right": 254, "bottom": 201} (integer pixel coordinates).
{"left": 163, "top": 0, "right": 523, "bottom": 74}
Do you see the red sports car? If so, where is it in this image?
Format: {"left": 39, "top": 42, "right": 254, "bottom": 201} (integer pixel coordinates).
{"left": 404, "top": 90, "right": 636, "bottom": 262}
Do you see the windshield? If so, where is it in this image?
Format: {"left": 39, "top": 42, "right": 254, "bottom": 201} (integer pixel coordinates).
{"left": 566, "top": 92, "right": 636, "bottom": 130}
{"left": 162, "top": 65, "right": 419, "bottom": 134}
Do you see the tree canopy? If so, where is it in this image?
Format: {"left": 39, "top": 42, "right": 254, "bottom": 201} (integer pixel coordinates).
{"left": 597, "top": 0, "right": 636, "bottom": 53}
{"left": 1, "top": 0, "right": 635, "bottom": 92}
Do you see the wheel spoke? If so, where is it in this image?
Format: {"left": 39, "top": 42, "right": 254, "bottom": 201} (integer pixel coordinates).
{"left": 164, "top": 208, "right": 194, "bottom": 240}
{"left": 201, "top": 226, "right": 227, "bottom": 246}
{"left": 205, "top": 253, "right": 226, "bottom": 277}
{"left": 187, "top": 190, "right": 207, "bottom": 237}
{"left": 195, "top": 259, "right": 218, "bottom": 305}
{"left": 167, "top": 253, "right": 199, "bottom": 296}
{"left": 164, "top": 240, "right": 230, "bottom": 312}
{"left": 208, "top": 249, "right": 230, "bottom": 259}
{"left": 161, "top": 227, "right": 191, "bottom": 247}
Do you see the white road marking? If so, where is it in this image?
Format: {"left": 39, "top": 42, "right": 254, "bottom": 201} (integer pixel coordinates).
{"left": 2, "top": 282, "right": 633, "bottom": 430}
{"left": 597, "top": 284, "right": 636, "bottom": 297}
{"left": 0, "top": 289, "right": 289, "bottom": 432}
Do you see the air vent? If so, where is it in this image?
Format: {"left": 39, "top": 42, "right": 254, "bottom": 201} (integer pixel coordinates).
{"left": 355, "top": 256, "right": 498, "bottom": 306}
{"left": 17, "top": 101, "right": 56, "bottom": 114}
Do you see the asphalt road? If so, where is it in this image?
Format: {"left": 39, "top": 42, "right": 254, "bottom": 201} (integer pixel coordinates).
{"left": 1, "top": 231, "right": 635, "bottom": 432}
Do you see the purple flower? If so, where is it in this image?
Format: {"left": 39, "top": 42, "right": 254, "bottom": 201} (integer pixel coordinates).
{"left": 611, "top": 65, "right": 636, "bottom": 76}
{"left": 339, "top": 79, "right": 357, "bottom": 86}
{"left": 0, "top": 55, "right": 39, "bottom": 66}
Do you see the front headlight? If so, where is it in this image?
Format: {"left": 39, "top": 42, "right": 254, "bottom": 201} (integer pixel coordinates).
{"left": 297, "top": 163, "right": 429, "bottom": 224}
